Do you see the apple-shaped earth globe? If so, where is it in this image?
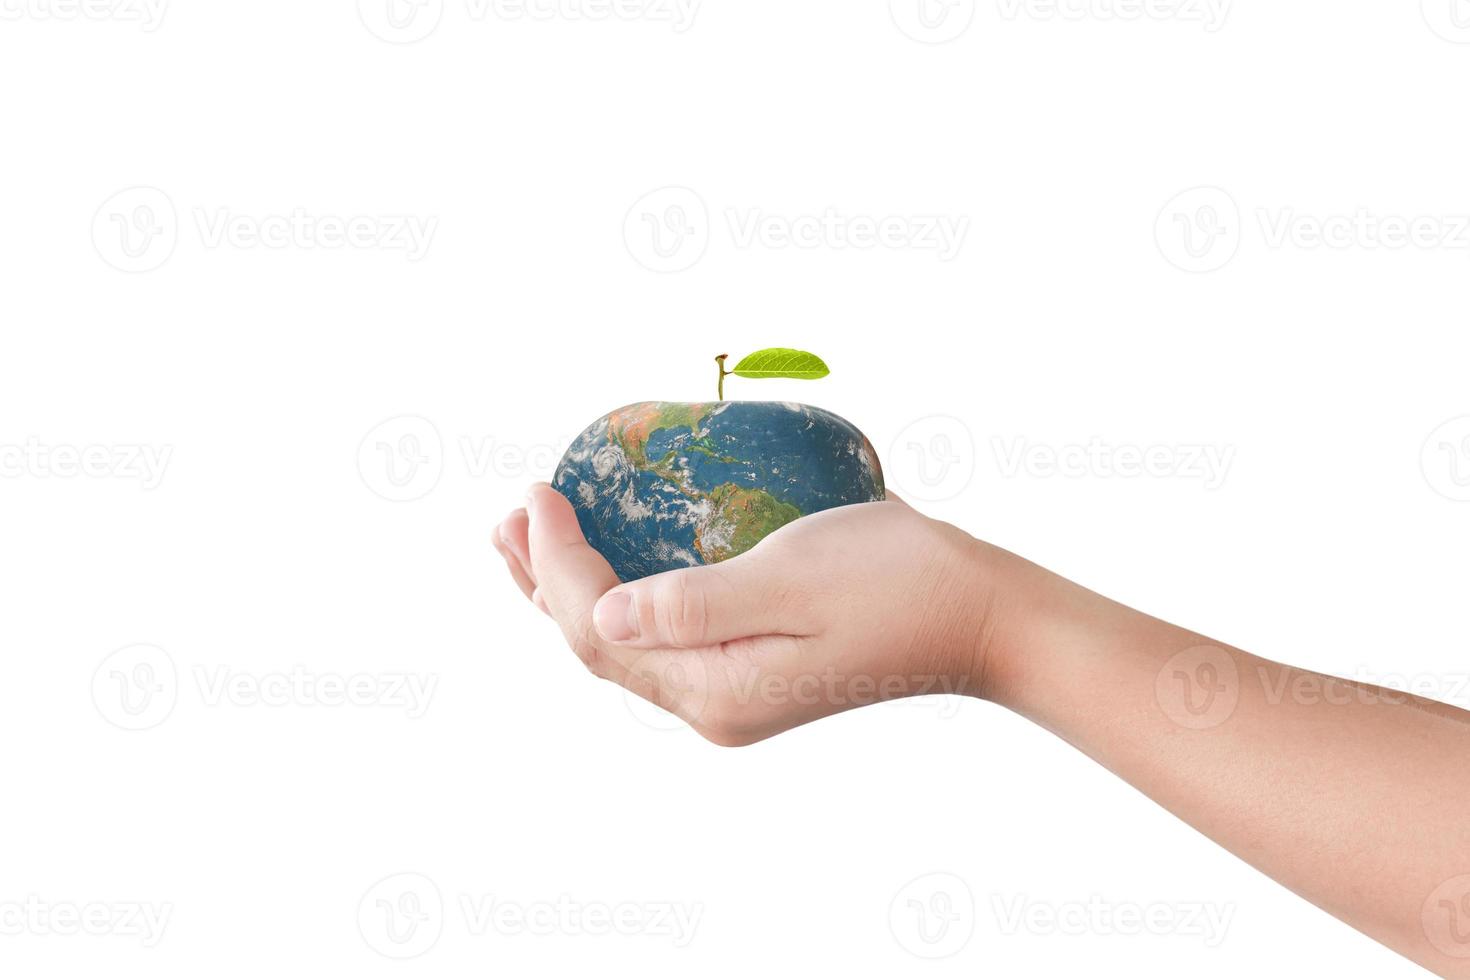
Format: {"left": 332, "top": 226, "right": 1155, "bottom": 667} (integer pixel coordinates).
{"left": 553, "top": 400, "right": 885, "bottom": 582}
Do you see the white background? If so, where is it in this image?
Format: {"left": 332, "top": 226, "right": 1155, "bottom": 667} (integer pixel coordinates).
{"left": 3, "top": 0, "right": 1468, "bottom": 976}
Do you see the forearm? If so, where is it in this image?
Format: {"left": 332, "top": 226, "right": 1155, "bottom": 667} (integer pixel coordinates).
{"left": 973, "top": 545, "right": 1470, "bottom": 977}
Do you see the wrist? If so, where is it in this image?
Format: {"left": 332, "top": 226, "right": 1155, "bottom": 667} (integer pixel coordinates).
{"left": 945, "top": 533, "right": 1078, "bottom": 711}
{"left": 918, "top": 522, "right": 1019, "bottom": 703}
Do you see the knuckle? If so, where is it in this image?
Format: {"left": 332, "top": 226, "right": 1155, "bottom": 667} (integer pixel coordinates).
{"left": 660, "top": 574, "right": 709, "bottom": 648}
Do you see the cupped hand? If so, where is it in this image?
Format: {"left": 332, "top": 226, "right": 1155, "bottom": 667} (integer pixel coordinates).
{"left": 493, "top": 483, "right": 993, "bottom": 745}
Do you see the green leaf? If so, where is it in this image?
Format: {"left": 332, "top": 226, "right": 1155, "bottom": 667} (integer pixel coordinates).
{"left": 730, "top": 348, "right": 830, "bottom": 381}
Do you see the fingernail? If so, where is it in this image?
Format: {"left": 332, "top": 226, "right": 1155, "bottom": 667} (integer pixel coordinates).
{"left": 594, "top": 591, "right": 637, "bottom": 642}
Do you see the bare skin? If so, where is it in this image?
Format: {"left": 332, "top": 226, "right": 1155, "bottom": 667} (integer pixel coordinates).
{"left": 494, "top": 484, "right": 1470, "bottom": 977}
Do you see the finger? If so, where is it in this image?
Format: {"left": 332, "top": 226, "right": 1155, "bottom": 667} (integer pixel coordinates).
{"left": 492, "top": 525, "right": 537, "bottom": 602}
{"left": 590, "top": 550, "right": 811, "bottom": 650}
{"left": 524, "top": 482, "right": 626, "bottom": 676}
{"left": 498, "top": 508, "right": 533, "bottom": 579}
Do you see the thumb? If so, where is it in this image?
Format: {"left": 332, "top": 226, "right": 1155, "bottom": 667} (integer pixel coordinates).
{"left": 591, "top": 552, "right": 811, "bottom": 650}
{"left": 523, "top": 483, "right": 623, "bottom": 666}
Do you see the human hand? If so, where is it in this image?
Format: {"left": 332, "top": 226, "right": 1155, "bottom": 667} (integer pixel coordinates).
{"left": 492, "top": 483, "right": 993, "bottom": 745}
